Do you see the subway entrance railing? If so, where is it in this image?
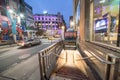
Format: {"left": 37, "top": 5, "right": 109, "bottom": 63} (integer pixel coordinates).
{"left": 38, "top": 41, "right": 64, "bottom": 80}
{"left": 38, "top": 40, "right": 120, "bottom": 80}
{"left": 79, "top": 42, "right": 120, "bottom": 80}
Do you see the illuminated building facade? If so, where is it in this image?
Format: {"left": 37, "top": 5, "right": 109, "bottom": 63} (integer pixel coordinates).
{"left": 0, "top": 0, "right": 24, "bottom": 41}
{"left": 34, "top": 12, "right": 66, "bottom": 36}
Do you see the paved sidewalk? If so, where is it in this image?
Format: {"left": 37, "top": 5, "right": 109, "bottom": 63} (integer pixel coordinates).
{"left": 0, "top": 44, "right": 17, "bottom": 49}
{"left": 0, "top": 40, "right": 17, "bottom": 49}
{"left": 1, "top": 54, "right": 40, "bottom": 80}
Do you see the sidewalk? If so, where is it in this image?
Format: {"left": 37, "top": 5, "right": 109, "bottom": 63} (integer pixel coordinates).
{"left": 1, "top": 54, "right": 40, "bottom": 80}
{"left": 0, "top": 41, "right": 17, "bottom": 49}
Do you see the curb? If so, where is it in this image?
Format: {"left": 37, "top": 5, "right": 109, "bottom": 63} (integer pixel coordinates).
{"left": 0, "top": 44, "right": 17, "bottom": 49}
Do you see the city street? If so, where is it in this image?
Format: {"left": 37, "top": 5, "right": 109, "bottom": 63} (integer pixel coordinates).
{"left": 0, "top": 42, "right": 51, "bottom": 73}
{"left": 0, "top": 38, "right": 61, "bottom": 80}
{"left": 0, "top": 0, "right": 119, "bottom": 80}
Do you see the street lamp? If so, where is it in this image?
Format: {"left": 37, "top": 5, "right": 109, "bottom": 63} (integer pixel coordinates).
{"left": 50, "top": 22, "right": 53, "bottom": 44}
{"left": 20, "top": 13, "right": 24, "bottom": 18}
{"left": 61, "top": 25, "right": 65, "bottom": 40}
{"left": 8, "top": 9, "right": 13, "bottom": 13}
{"left": 43, "top": 10, "right": 48, "bottom": 14}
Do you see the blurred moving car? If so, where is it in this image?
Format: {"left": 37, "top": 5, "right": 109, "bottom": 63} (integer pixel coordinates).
{"left": 17, "top": 39, "right": 41, "bottom": 47}
{"left": 48, "top": 37, "right": 55, "bottom": 40}
{"left": 53, "top": 35, "right": 60, "bottom": 38}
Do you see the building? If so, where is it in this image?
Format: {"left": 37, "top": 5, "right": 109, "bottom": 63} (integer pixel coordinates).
{"left": 0, "top": 0, "right": 24, "bottom": 42}
{"left": 24, "top": 2, "right": 35, "bottom": 39}
{"left": 73, "top": 0, "right": 120, "bottom": 47}
{"left": 34, "top": 12, "right": 66, "bottom": 36}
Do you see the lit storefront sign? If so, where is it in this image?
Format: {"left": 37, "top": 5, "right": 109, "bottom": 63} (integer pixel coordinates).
{"left": 93, "top": 0, "right": 119, "bottom": 45}
{"left": 95, "top": 18, "right": 107, "bottom": 33}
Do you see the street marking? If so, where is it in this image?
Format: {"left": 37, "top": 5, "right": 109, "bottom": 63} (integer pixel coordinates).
{"left": 19, "top": 54, "right": 31, "bottom": 60}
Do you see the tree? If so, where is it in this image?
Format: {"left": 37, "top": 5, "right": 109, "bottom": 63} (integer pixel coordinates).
{"left": 36, "top": 29, "right": 45, "bottom": 36}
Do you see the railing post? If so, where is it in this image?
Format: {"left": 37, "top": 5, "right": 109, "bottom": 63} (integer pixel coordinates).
{"left": 104, "top": 55, "right": 111, "bottom": 80}
{"left": 38, "top": 53, "right": 45, "bottom": 80}
{"left": 38, "top": 41, "right": 63, "bottom": 80}
{"left": 42, "top": 52, "right": 47, "bottom": 79}
{"left": 66, "top": 51, "right": 67, "bottom": 63}
{"left": 104, "top": 54, "right": 120, "bottom": 80}
{"left": 109, "top": 54, "right": 120, "bottom": 80}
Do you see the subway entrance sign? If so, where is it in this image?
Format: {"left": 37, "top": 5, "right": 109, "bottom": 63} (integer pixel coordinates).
{"left": 64, "top": 31, "right": 77, "bottom": 50}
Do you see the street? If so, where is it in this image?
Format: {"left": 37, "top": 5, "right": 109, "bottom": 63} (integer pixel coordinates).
{"left": 0, "top": 43, "right": 51, "bottom": 73}
{"left": 0, "top": 38, "right": 61, "bottom": 80}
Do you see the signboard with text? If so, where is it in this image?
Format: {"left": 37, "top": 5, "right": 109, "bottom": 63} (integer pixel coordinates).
{"left": 64, "top": 31, "right": 77, "bottom": 40}
{"left": 95, "top": 18, "right": 108, "bottom": 33}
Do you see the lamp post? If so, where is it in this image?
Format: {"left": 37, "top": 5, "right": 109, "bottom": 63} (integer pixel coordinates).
{"left": 61, "top": 25, "right": 65, "bottom": 40}
{"left": 50, "top": 22, "right": 52, "bottom": 44}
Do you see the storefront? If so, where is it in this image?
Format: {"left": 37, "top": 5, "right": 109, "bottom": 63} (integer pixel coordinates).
{"left": 0, "top": 15, "right": 23, "bottom": 41}
{"left": 0, "top": 15, "right": 11, "bottom": 40}
{"left": 93, "top": 0, "right": 119, "bottom": 46}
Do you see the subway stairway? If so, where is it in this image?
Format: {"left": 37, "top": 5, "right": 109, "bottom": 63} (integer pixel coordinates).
{"left": 50, "top": 50, "right": 92, "bottom": 80}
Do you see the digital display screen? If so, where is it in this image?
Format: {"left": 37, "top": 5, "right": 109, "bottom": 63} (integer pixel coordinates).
{"left": 95, "top": 18, "right": 107, "bottom": 33}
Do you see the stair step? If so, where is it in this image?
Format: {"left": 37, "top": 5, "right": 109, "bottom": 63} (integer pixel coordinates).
{"left": 50, "top": 76, "right": 71, "bottom": 80}
{"left": 55, "top": 66, "right": 90, "bottom": 80}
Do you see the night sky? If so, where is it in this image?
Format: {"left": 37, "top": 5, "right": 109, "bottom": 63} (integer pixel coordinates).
{"left": 25, "top": 0, "right": 73, "bottom": 27}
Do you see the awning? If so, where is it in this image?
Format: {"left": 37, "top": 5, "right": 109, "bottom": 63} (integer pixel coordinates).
{"left": 0, "top": 15, "right": 11, "bottom": 25}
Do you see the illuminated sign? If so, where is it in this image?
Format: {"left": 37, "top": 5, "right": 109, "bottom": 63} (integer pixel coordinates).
{"left": 64, "top": 31, "right": 77, "bottom": 40}
{"left": 95, "top": 18, "right": 108, "bottom": 33}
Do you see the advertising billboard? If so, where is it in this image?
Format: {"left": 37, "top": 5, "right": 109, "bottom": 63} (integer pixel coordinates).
{"left": 95, "top": 18, "right": 108, "bottom": 33}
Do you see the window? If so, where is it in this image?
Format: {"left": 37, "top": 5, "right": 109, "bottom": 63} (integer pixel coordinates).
{"left": 38, "top": 17, "right": 40, "bottom": 20}
{"left": 42, "top": 17, "right": 44, "bottom": 20}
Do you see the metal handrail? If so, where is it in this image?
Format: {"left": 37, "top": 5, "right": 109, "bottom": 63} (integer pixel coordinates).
{"left": 75, "top": 56, "right": 93, "bottom": 61}
{"left": 83, "top": 44, "right": 116, "bottom": 65}
{"left": 52, "top": 53, "right": 66, "bottom": 59}
{"left": 38, "top": 41, "right": 63, "bottom": 80}
{"left": 89, "top": 50, "right": 115, "bottom": 65}
{"left": 80, "top": 43, "right": 120, "bottom": 80}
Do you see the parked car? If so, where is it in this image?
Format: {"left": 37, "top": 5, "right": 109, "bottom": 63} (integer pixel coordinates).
{"left": 17, "top": 39, "right": 41, "bottom": 47}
